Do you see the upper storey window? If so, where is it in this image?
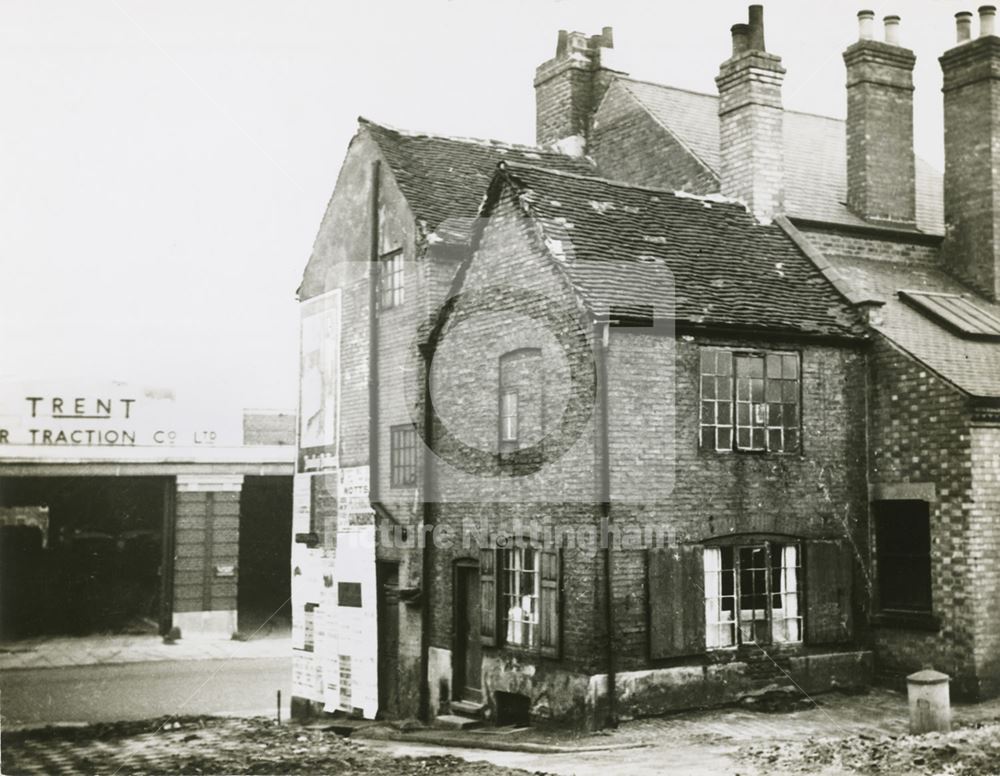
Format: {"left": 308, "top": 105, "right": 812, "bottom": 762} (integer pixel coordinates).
{"left": 379, "top": 249, "right": 404, "bottom": 310}
{"left": 700, "top": 348, "right": 800, "bottom": 453}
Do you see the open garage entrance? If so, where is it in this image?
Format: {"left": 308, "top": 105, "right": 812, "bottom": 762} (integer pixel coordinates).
{"left": 237, "top": 476, "right": 292, "bottom": 636}
{"left": 0, "top": 476, "right": 170, "bottom": 640}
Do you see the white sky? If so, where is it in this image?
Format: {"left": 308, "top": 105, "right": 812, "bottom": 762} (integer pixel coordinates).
{"left": 0, "top": 0, "right": 970, "bottom": 411}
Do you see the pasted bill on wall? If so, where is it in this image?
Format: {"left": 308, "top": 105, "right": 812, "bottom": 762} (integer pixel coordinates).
{"left": 298, "top": 289, "right": 341, "bottom": 471}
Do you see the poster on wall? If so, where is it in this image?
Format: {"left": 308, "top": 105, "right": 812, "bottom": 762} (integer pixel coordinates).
{"left": 298, "top": 289, "right": 341, "bottom": 472}
{"left": 319, "top": 465, "right": 378, "bottom": 718}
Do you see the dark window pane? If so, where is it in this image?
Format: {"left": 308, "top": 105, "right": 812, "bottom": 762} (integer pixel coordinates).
{"left": 768, "top": 428, "right": 783, "bottom": 451}
{"left": 718, "top": 427, "right": 732, "bottom": 450}
{"left": 702, "top": 377, "right": 716, "bottom": 399}
{"left": 701, "top": 427, "right": 715, "bottom": 449}
{"left": 875, "top": 501, "right": 932, "bottom": 612}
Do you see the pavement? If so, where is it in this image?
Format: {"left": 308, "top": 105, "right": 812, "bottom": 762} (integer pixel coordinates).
{"left": 0, "top": 631, "right": 289, "bottom": 671}
{"left": 0, "top": 630, "right": 293, "bottom": 729}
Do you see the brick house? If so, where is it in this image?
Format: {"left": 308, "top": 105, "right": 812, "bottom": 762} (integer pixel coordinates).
{"left": 425, "top": 161, "right": 869, "bottom": 727}
{"left": 291, "top": 4, "right": 1000, "bottom": 726}
{"left": 534, "top": 5, "right": 1000, "bottom": 703}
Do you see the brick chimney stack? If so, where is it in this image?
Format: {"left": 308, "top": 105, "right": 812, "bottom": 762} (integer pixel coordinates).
{"left": 715, "top": 5, "right": 786, "bottom": 218}
{"left": 843, "top": 11, "right": 917, "bottom": 226}
{"left": 939, "top": 6, "right": 1000, "bottom": 301}
{"left": 534, "top": 27, "right": 624, "bottom": 154}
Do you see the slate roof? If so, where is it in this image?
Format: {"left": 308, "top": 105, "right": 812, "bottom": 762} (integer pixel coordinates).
{"left": 359, "top": 118, "right": 595, "bottom": 242}
{"left": 615, "top": 78, "right": 945, "bottom": 236}
{"left": 490, "top": 163, "right": 864, "bottom": 339}
{"left": 820, "top": 253, "right": 1000, "bottom": 398}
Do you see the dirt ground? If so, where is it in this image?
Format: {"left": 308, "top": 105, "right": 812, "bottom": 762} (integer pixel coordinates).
{"left": 1, "top": 717, "right": 539, "bottom": 776}
{"left": 742, "top": 720, "right": 1000, "bottom": 776}
{"left": 3, "top": 706, "right": 1000, "bottom": 775}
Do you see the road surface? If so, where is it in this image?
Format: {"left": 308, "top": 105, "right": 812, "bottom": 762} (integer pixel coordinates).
{"left": 0, "top": 657, "right": 290, "bottom": 726}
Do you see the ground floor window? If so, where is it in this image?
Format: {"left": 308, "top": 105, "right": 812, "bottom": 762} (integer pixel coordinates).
{"left": 704, "top": 542, "right": 801, "bottom": 648}
{"left": 502, "top": 545, "right": 540, "bottom": 648}
{"left": 874, "top": 500, "right": 932, "bottom": 613}
{"left": 480, "top": 543, "right": 561, "bottom": 657}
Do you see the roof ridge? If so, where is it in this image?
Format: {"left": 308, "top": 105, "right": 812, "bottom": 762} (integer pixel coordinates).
{"left": 357, "top": 115, "right": 580, "bottom": 158}
{"left": 499, "top": 160, "right": 750, "bottom": 210}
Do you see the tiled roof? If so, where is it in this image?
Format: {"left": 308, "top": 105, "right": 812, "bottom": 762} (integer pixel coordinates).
{"left": 359, "top": 118, "right": 596, "bottom": 242}
{"left": 490, "top": 163, "right": 864, "bottom": 339}
{"left": 821, "top": 253, "right": 1000, "bottom": 398}
{"left": 617, "top": 78, "right": 944, "bottom": 236}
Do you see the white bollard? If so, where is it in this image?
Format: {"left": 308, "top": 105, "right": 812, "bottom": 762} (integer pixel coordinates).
{"left": 906, "top": 669, "right": 951, "bottom": 734}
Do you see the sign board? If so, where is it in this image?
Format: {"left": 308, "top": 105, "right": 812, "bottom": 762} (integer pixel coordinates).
{"left": 0, "top": 380, "right": 241, "bottom": 449}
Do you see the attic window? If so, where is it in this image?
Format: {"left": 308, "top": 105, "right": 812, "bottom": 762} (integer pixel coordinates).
{"left": 898, "top": 290, "right": 1000, "bottom": 341}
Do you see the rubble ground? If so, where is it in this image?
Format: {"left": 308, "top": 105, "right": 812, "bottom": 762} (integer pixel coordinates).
{"left": 742, "top": 720, "right": 1000, "bottom": 776}
{"left": 1, "top": 716, "right": 544, "bottom": 776}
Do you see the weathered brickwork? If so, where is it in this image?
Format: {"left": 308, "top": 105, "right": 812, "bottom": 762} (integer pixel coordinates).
{"left": 715, "top": 51, "right": 786, "bottom": 216}
{"left": 590, "top": 81, "right": 718, "bottom": 194}
{"left": 295, "top": 131, "right": 433, "bottom": 719}
{"left": 799, "top": 226, "right": 940, "bottom": 266}
{"left": 940, "top": 36, "right": 1000, "bottom": 301}
{"left": 843, "top": 40, "right": 917, "bottom": 225}
{"left": 426, "top": 190, "right": 871, "bottom": 726}
{"left": 970, "top": 424, "right": 1000, "bottom": 697}
{"left": 866, "top": 334, "right": 982, "bottom": 694}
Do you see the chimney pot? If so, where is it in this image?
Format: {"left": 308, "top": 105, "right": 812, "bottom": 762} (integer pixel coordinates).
{"left": 980, "top": 5, "right": 997, "bottom": 36}
{"left": 884, "top": 14, "right": 901, "bottom": 45}
{"left": 956, "top": 12, "right": 974, "bottom": 42}
{"left": 858, "top": 10, "right": 876, "bottom": 41}
{"left": 748, "top": 5, "right": 766, "bottom": 51}
{"left": 731, "top": 23, "right": 751, "bottom": 57}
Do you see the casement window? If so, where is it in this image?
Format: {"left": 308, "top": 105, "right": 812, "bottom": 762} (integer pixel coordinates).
{"left": 499, "top": 390, "right": 519, "bottom": 445}
{"left": 874, "top": 500, "right": 932, "bottom": 613}
{"left": 479, "top": 543, "right": 561, "bottom": 657}
{"left": 389, "top": 424, "right": 417, "bottom": 488}
{"left": 648, "top": 539, "right": 852, "bottom": 659}
{"left": 700, "top": 348, "right": 800, "bottom": 453}
{"left": 703, "top": 543, "right": 802, "bottom": 648}
{"left": 379, "top": 249, "right": 404, "bottom": 309}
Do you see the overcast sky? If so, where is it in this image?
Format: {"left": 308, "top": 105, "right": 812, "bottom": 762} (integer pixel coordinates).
{"left": 0, "top": 0, "right": 969, "bottom": 411}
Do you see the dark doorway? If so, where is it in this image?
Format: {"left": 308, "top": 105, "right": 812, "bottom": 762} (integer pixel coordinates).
{"left": 453, "top": 562, "right": 482, "bottom": 702}
{"left": 237, "top": 476, "right": 292, "bottom": 636}
{"left": 376, "top": 561, "right": 400, "bottom": 718}
{"left": 0, "top": 476, "right": 168, "bottom": 639}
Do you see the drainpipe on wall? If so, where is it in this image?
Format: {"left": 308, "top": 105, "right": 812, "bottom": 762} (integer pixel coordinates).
{"left": 368, "top": 161, "right": 381, "bottom": 507}
{"left": 417, "top": 340, "right": 435, "bottom": 722}
{"left": 596, "top": 318, "right": 618, "bottom": 728}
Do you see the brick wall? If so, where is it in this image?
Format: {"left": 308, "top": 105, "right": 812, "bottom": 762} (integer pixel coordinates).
{"left": 605, "top": 331, "right": 870, "bottom": 671}
{"left": 940, "top": 36, "right": 1000, "bottom": 301}
{"left": 715, "top": 52, "right": 785, "bottom": 216}
{"left": 843, "top": 41, "right": 916, "bottom": 225}
{"left": 799, "top": 226, "right": 940, "bottom": 266}
{"left": 865, "top": 334, "right": 982, "bottom": 694}
{"left": 427, "top": 187, "right": 871, "bottom": 721}
{"left": 970, "top": 424, "right": 1000, "bottom": 697}
{"left": 590, "top": 81, "right": 719, "bottom": 194}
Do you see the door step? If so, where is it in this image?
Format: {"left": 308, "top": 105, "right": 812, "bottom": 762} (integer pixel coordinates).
{"left": 433, "top": 713, "right": 481, "bottom": 730}
{"left": 451, "top": 699, "right": 486, "bottom": 718}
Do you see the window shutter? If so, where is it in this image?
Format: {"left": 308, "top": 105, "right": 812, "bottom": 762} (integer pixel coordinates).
{"left": 540, "top": 548, "right": 562, "bottom": 658}
{"left": 648, "top": 545, "right": 705, "bottom": 659}
{"left": 805, "top": 540, "right": 853, "bottom": 644}
{"left": 479, "top": 547, "right": 497, "bottom": 647}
